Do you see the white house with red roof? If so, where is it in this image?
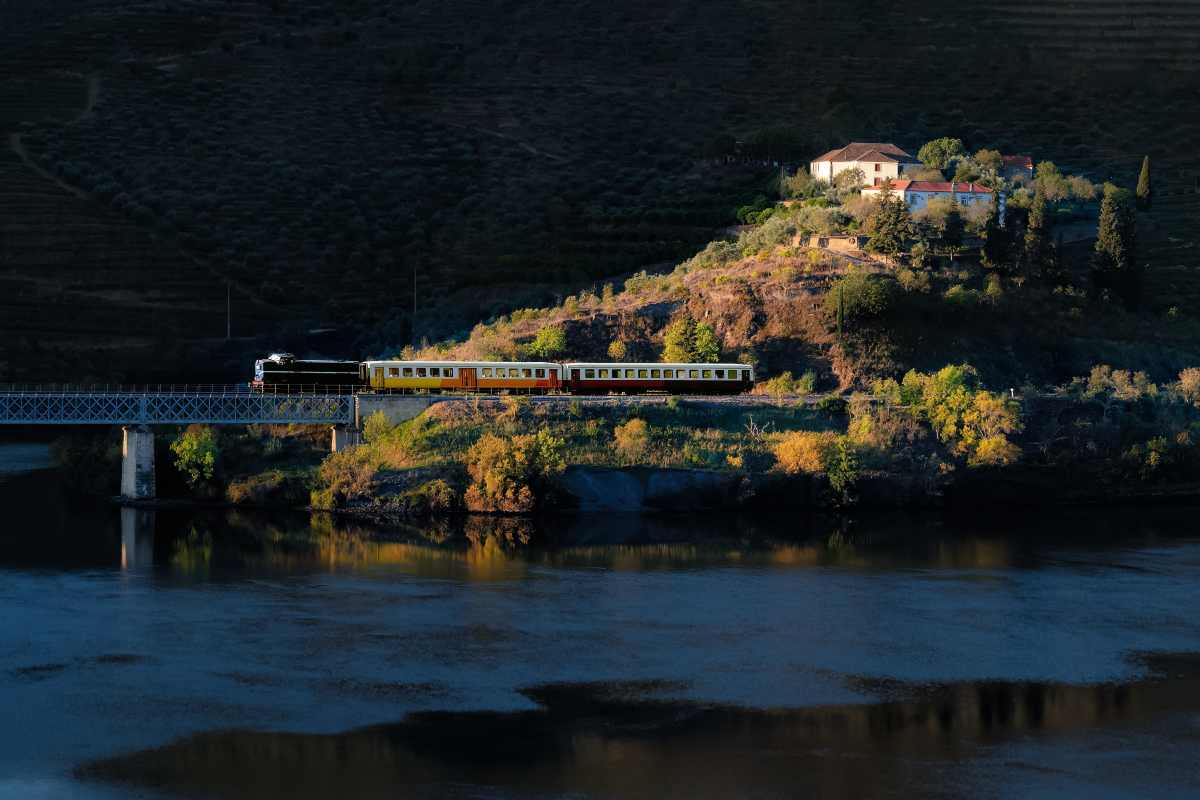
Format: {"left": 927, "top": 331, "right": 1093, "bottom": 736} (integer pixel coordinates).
{"left": 861, "top": 180, "right": 999, "bottom": 214}
{"left": 810, "top": 142, "right": 921, "bottom": 186}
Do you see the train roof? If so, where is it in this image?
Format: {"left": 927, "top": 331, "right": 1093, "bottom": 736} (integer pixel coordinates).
{"left": 565, "top": 362, "right": 753, "bottom": 370}
{"left": 362, "top": 359, "right": 562, "bottom": 368}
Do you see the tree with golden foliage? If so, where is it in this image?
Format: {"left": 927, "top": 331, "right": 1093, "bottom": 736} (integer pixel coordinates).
{"left": 464, "top": 429, "right": 565, "bottom": 513}
{"left": 613, "top": 418, "right": 651, "bottom": 462}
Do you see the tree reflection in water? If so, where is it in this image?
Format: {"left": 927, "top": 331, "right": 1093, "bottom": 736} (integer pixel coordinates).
{"left": 78, "top": 654, "right": 1200, "bottom": 800}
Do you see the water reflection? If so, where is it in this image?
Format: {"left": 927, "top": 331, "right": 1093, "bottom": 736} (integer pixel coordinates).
{"left": 79, "top": 653, "right": 1200, "bottom": 800}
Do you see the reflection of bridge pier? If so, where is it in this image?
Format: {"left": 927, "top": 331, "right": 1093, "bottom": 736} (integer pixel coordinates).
{"left": 120, "top": 507, "right": 155, "bottom": 570}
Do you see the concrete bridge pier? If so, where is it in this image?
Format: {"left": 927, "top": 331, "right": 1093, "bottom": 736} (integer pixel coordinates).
{"left": 121, "top": 425, "right": 156, "bottom": 500}
{"left": 331, "top": 424, "right": 361, "bottom": 452}
{"left": 120, "top": 507, "right": 155, "bottom": 570}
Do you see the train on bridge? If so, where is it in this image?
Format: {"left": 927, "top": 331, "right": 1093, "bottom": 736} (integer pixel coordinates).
{"left": 252, "top": 354, "right": 754, "bottom": 395}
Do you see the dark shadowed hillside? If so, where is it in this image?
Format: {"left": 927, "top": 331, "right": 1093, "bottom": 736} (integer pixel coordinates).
{"left": 1, "top": 0, "right": 1198, "bottom": 380}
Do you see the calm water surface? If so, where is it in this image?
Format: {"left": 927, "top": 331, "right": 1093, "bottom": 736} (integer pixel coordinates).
{"left": 2, "top": 450, "right": 1200, "bottom": 798}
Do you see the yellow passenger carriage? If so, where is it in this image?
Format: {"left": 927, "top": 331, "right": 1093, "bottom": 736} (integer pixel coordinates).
{"left": 363, "top": 361, "right": 562, "bottom": 393}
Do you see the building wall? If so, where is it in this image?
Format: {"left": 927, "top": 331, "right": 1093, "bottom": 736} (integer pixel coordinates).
{"left": 811, "top": 159, "right": 909, "bottom": 185}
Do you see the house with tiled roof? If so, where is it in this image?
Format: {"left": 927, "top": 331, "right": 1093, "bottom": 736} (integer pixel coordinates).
{"left": 1001, "top": 154, "right": 1034, "bottom": 182}
{"left": 861, "top": 180, "right": 1001, "bottom": 217}
{"left": 809, "top": 142, "right": 921, "bottom": 186}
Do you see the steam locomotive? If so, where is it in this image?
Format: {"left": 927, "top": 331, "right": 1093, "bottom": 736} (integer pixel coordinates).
{"left": 252, "top": 354, "right": 754, "bottom": 395}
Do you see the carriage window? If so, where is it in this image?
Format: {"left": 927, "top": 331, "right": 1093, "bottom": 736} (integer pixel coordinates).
{"left": 599, "top": 369, "right": 609, "bottom": 378}
{"left": 429, "top": 367, "right": 440, "bottom": 377}
{"left": 651, "top": 369, "right": 661, "bottom": 378}
{"left": 445, "top": 368, "right": 455, "bottom": 377}
{"left": 714, "top": 369, "right": 724, "bottom": 379}
{"left": 388, "top": 367, "right": 400, "bottom": 377}
{"left": 535, "top": 368, "right": 545, "bottom": 378}
{"left": 742, "top": 370, "right": 751, "bottom": 380}
{"left": 689, "top": 370, "right": 699, "bottom": 378}
{"left": 663, "top": 369, "right": 674, "bottom": 379}
{"left": 638, "top": 369, "right": 648, "bottom": 378}
{"left": 482, "top": 368, "right": 493, "bottom": 377}
{"left": 585, "top": 369, "right": 595, "bottom": 379}
{"left": 625, "top": 369, "right": 636, "bottom": 379}
{"left": 416, "top": 367, "right": 427, "bottom": 377}
{"left": 522, "top": 368, "right": 532, "bottom": 378}
{"left": 402, "top": 367, "right": 413, "bottom": 377}
{"left": 702, "top": 370, "right": 712, "bottom": 379}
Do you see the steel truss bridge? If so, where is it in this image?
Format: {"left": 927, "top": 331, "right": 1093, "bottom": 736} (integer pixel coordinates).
{"left": 0, "top": 385, "right": 353, "bottom": 426}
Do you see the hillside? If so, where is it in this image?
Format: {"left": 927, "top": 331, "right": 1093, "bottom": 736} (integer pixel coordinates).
{"left": 1, "top": 0, "right": 1198, "bottom": 380}
{"left": 414, "top": 227, "right": 1200, "bottom": 392}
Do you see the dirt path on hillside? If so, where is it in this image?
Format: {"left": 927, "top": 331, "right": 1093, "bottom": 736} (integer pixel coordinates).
{"left": 7, "top": 73, "right": 100, "bottom": 198}
{"left": 442, "top": 119, "right": 567, "bottom": 162}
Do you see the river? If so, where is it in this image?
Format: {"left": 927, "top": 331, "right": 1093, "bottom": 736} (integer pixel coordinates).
{"left": 1, "top": 445, "right": 1199, "bottom": 798}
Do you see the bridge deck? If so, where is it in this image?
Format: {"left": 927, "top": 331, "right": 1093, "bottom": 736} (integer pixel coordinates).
{"left": 0, "top": 386, "right": 353, "bottom": 425}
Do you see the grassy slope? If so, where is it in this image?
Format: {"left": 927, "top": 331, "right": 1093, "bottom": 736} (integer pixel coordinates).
{"left": 0, "top": 0, "right": 1198, "bottom": 380}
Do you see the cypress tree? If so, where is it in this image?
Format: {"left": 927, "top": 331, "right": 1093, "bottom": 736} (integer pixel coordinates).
{"left": 980, "top": 195, "right": 1012, "bottom": 272}
{"left": 1095, "top": 183, "right": 1140, "bottom": 308}
{"left": 1023, "top": 190, "right": 1054, "bottom": 278}
{"left": 1136, "top": 155, "right": 1152, "bottom": 211}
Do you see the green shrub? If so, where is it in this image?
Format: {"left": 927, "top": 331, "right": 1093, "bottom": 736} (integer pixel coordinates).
{"left": 363, "top": 410, "right": 396, "bottom": 443}
{"left": 823, "top": 272, "right": 895, "bottom": 323}
{"left": 526, "top": 324, "right": 567, "bottom": 359}
{"left": 170, "top": 425, "right": 218, "bottom": 487}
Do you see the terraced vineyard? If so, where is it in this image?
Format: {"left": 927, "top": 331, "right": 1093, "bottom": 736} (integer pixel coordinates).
{"left": 0, "top": 0, "right": 1197, "bottom": 381}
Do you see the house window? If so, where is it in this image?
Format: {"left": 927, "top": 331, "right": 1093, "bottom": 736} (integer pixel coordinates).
{"left": 874, "top": 163, "right": 881, "bottom": 172}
